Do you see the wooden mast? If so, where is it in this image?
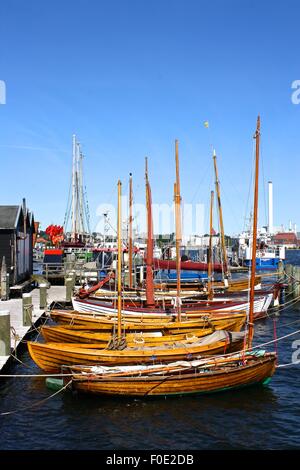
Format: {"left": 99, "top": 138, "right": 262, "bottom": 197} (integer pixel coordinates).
{"left": 248, "top": 115, "right": 260, "bottom": 349}
{"left": 145, "top": 158, "right": 155, "bottom": 307}
{"left": 207, "top": 190, "right": 214, "bottom": 300}
{"left": 128, "top": 173, "right": 133, "bottom": 289}
{"left": 174, "top": 140, "right": 182, "bottom": 321}
{"left": 117, "top": 180, "right": 122, "bottom": 341}
{"left": 213, "top": 150, "right": 230, "bottom": 281}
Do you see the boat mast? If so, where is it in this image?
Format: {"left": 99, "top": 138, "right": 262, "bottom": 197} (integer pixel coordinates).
{"left": 78, "top": 148, "right": 85, "bottom": 236}
{"left": 174, "top": 140, "right": 182, "bottom": 321}
{"left": 207, "top": 190, "right": 214, "bottom": 300}
{"left": 213, "top": 150, "right": 230, "bottom": 281}
{"left": 72, "top": 134, "right": 77, "bottom": 242}
{"left": 248, "top": 115, "right": 260, "bottom": 349}
{"left": 117, "top": 180, "right": 122, "bottom": 341}
{"left": 145, "top": 158, "right": 155, "bottom": 307}
{"left": 75, "top": 141, "right": 82, "bottom": 237}
{"left": 128, "top": 173, "right": 133, "bottom": 289}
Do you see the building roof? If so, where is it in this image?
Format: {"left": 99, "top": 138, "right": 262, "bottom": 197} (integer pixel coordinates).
{"left": 0, "top": 206, "right": 21, "bottom": 229}
{"left": 273, "top": 232, "right": 297, "bottom": 242}
{"left": 36, "top": 236, "right": 49, "bottom": 244}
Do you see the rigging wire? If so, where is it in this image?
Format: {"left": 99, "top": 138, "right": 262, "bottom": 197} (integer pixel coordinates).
{"left": 63, "top": 171, "right": 72, "bottom": 231}
{"left": 243, "top": 139, "right": 256, "bottom": 232}
{"left": 260, "top": 138, "right": 268, "bottom": 229}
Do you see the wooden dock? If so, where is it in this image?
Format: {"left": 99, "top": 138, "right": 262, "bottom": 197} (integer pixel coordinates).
{"left": 0, "top": 285, "right": 66, "bottom": 372}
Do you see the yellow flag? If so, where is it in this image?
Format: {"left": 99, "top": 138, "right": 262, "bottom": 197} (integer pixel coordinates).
{"left": 204, "top": 121, "right": 209, "bottom": 128}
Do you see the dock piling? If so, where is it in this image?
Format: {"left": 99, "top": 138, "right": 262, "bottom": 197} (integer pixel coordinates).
{"left": 39, "top": 283, "right": 48, "bottom": 309}
{"left": 71, "top": 270, "right": 77, "bottom": 287}
{"left": 0, "top": 310, "right": 11, "bottom": 356}
{"left": 65, "top": 277, "right": 73, "bottom": 303}
{"left": 278, "top": 260, "right": 284, "bottom": 280}
{"left": 1, "top": 257, "right": 9, "bottom": 301}
{"left": 22, "top": 293, "right": 33, "bottom": 326}
{"left": 293, "top": 266, "right": 300, "bottom": 298}
{"left": 285, "top": 264, "right": 293, "bottom": 295}
{"left": 284, "top": 263, "right": 300, "bottom": 298}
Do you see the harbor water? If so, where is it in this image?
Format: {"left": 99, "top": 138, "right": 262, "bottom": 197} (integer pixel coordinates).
{"left": 0, "top": 251, "right": 300, "bottom": 450}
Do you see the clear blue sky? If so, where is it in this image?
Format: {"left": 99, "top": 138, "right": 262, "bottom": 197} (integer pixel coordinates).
{"left": 0, "top": 0, "right": 299, "bottom": 235}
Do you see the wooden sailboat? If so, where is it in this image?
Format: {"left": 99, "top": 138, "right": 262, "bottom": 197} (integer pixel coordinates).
{"left": 40, "top": 324, "right": 215, "bottom": 345}
{"left": 49, "top": 309, "right": 247, "bottom": 332}
{"left": 62, "top": 117, "right": 277, "bottom": 397}
{"left": 28, "top": 176, "right": 245, "bottom": 372}
{"left": 72, "top": 144, "right": 272, "bottom": 317}
{"left": 71, "top": 292, "right": 272, "bottom": 318}
{"left": 64, "top": 352, "right": 276, "bottom": 397}
{"left": 27, "top": 329, "right": 245, "bottom": 373}
{"left": 41, "top": 161, "right": 241, "bottom": 346}
{"left": 151, "top": 261, "right": 263, "bottom": 291}
{"left": 42, "top": 187, "right": 241, "bottom": 345}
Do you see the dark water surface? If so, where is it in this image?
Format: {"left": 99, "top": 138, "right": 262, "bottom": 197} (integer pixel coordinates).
{"left": 1, "top": 251, "right": 300, "bottom": 450}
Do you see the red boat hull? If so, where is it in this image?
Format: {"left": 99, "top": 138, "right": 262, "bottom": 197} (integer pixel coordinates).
{"left": 153, "top": 258, "right": 223, "bottom": 272}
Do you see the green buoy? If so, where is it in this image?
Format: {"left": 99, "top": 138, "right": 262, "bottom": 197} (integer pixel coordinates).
{"left": 45, "top": 378, "right": 64, "bottom": 391}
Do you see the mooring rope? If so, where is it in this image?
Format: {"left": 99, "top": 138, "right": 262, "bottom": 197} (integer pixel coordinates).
{"left": 0, "top": 380, "right": 72, "bottom": 416}
{"left": 284, "top": 272, "right": 300, "bottom": 284}
{"left": 255, "top": 316, "right": 300, "bottom": 333}
{"left": 273, "top": 317, "right": 300, "bottom": 329}
{"left": 252, "top": 328, "right": 300, "bottom": 349}
{"left": 6, "top": 313, "right": 51, "bottom": 368}
{"left": 276, "top": 361, "right": 300, "bottom": 368}
{"left": 8, "top": 352, "right": 31, "bottom": 368}
{"left": 0, "top": 373, "right": 74, "bottom": 378}
{"left": 266, "top": 292, "right": 300, "bottom": 315}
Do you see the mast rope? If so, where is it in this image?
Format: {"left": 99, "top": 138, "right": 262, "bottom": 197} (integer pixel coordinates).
{"left": 260, "top": 138, "right": 268, "bottom": 228}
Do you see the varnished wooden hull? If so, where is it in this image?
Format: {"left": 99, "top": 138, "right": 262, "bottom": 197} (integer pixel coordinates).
{"left": 95, "top": 275, "right": 262, "bottom": 296}
{"left": 41, "top": 325, "right": 214, "bottom": 345}
{"left": 93, "top": 276, "right": 262, "bottom": 298}
{"left": 72, "top": 293, "right": 272, "bottom": 318}
{"left": 27, "top": 332, "right": 245, "bottom": 372}
{"left": 226, "top": 276, "right": 262, "bottom": 292}
{"left": 50, "top": 310, "right": 246, "bottom": 332}
{"left": 68, "top": 353, "right": 276, "bottom": 397}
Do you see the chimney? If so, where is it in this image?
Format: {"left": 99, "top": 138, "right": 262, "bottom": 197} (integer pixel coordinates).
{"left": 268, "top": 181, "right": 273, "bottom": 235}
{"left": 22, "top": 198, "right": 27, "bottom": 238}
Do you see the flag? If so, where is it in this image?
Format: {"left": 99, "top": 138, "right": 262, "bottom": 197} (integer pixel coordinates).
{"left": 204, "top": 121, "right": 209, "bottom": 128}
